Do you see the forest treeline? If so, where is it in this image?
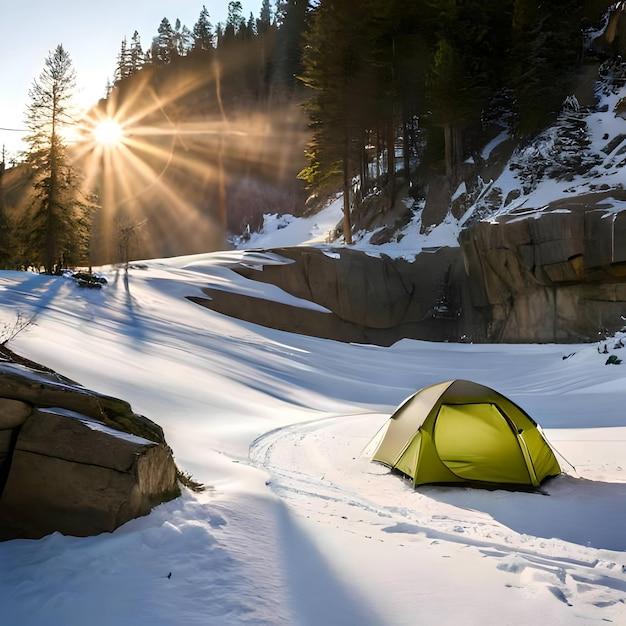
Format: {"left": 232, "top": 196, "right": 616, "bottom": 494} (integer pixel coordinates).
{"left": 298, "top": 0, "right": 613, "bottom": 242}
{"left": 0, "top": 0, "right": 616, "bottom": 269}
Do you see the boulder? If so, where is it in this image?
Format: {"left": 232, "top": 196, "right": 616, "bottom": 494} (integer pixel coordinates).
{"left": 0, "top": 356, "right": 180, "bottom": 540}
{"left": 0, "top": 399, "right": 31, "bottom": 485}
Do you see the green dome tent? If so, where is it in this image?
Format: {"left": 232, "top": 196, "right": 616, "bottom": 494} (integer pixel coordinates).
{"left": 372, "top": 380, "right": 561, "bottom": 488}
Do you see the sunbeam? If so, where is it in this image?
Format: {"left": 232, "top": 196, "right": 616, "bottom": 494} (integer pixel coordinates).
{"left": 73, "top": 55, "right": 310, "bottom": 265}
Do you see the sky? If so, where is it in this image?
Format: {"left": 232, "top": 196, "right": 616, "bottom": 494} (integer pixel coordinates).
{"left": 0, "top": 1, "right": 262, "bottom": 159}
{"left": 0, "top": 198, "right": 625, "bottom": 625}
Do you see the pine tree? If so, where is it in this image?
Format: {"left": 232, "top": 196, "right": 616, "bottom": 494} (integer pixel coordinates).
{"left": 258, "top": 0, "right": 272, "bottom": 33}
{"left": 368, "top": 1, "right": 431, "bottom": 189}
{"left": 129, "top": 30, "right": 144, "bottom": 74}
{"left": 222, "top": 1, "right": 245, "bottom": 43}
{"left": 114, "top": 37, "right": 132, "bottom": 82}
{"left": 23, "top": 45, "right": 92, "bottom": 273}
{"left": 173, "top": 18, "right": 192, "bottom": 57}
{"left": 244, "top": 12, "right": 257, "bottom": 38}
{"left": 272, "top": 0, "right": 310, "bottom": 93}
{"left": 152, "top": 18, "right": 177, "bottom": 65}
{"left": 274, "top": 0, "right": 288, "bottom": 27}
{"left": 510, "top": 0, "right": 585, "bottom": 135}
{"left": 424, "top": 0, "right": 512, "bottom": 175}
{"left": 192, "top": 6, "right": 214, "bottom": 53}
{"left": 299, "top": 0, "right": 373, "bottom": 244}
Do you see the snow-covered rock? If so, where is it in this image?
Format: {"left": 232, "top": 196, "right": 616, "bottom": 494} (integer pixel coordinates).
{"left": 0, "top": 358, "right": 179, "bottom": 540}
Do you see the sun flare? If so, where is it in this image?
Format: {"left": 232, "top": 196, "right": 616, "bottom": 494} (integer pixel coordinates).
{"left": 93, "top": 119, "right": 123, "bottom": 146}
{"left": 74, "top": 65, "right": 295, "bottom": 265}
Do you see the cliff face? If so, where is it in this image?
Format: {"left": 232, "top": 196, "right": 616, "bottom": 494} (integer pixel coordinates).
{"left": 191, "top": 198, "right": 626, "bottom": 345}
{"left": 460, "top": 190, "right": 626, "bottom": 343}
{"left": 197, "top": 60, "right": 626, "bottom": 346}
{"left": 189, "top": 246, "right": 477, "bottom": 346}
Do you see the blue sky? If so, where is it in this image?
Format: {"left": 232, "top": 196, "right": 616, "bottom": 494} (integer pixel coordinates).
{"left": 0, "top": 1, "right": 262, "bottom": 158}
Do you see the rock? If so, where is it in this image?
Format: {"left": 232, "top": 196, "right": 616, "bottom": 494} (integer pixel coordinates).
{"left": 0, "top": 398, "right": 31, "bottom": 429}
{"left": 188, "top": 192, "right": 626, "bottom": 346}
{"left": 422, "top": 175, "right": 455, "bottom": 228}
{"left": 0, "top": 361, "right": 165, "bottom": 444}
{"left": 0, "top": 399, "right": 31, "bottom": 471}
{"left": 591, "top": 6, "right": 626, "bottom": 58}
{"left": 0, "top": 357, "right": 180, "bottom": 541}
{"left": 460, "top": 191, "right": 626, "bottom": 342}
{"left": 188, "top": 246, "right": 482, "bottom": 345}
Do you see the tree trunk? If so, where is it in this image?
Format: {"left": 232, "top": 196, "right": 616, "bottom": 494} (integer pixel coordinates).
{"left": 46, "top": 138, "right": 59, "bottom": 274}
{"left": 444, "top": 123, "right": 453, "bottom": 178}
{"left": 453, "top": 125, "right": 463, "bottom": 175}
{"left": 402, "top": 113, "right": 410, "bottom": 184}
{"left": 361, "top": 131, "right": 368, "bottom": 199}
{"left": 342, "top": 151, "right": 353, "bottom": 245}
{"left": 444, "top": 124, "right": 464, "bottom": 180}
{"left": 376, "top": 124, "right": 381, "bottom": 184}
{"left": 386, "top": 116, "right": 396, "bottom": 207}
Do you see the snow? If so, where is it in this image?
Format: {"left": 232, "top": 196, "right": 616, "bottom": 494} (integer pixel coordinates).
{"left": 481, "top": 129, "right": 510, "bottom": 160}
{"left": 38, "top": 407, "right": 153, "bottom": 445}
{"left": 2, "top": 75, "right": 626, "bottom": 626}
{"left": 242, "top": 204, "right": 343, "bottom": 249}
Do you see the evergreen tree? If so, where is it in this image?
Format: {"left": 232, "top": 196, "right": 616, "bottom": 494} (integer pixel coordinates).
{"left": 272, "top": 0, "right": 310, "bottom": 93}
{"left": 373, "top": 1, "right": 431, "bottom": 186}
{"left": 174, "top": 18, "right": 193, "bottom": 57}
{"left": 244, "top": 12, "right": 257, "bottom": 38}
{"left": 510, "top": 0, "right": 585, "bottom": 135}
{"left": 274, "top": 0, "right": 288, "bottom": 27}
{"left": 114, "top": 37, "right": 132, "bottom": 82}
{"left": 192, "top": 5, "right": 214, "bottom": 52}
{"left": 215, "top": 23, "right": 224, "bottom": 45}
{"left": 424, "top": 0, "right": 512, "bottom": 175}
{"left": 129, "top": 30, "right": 144, "bottom": 73}
{"left": 358, "top": 0, "right": 428, "bottom": 198}
{"left": 23, "top": 45, "right": 92, "bottom": 273}
{"left": 152, "top": 18, "right": 177, "bottom": 64}
{"left": 258, "top": 0, "right": 273, "bottom": 33}
{"left": 300, "top": 0, "right": 372, "bottom": 244}
{"left": 104, "top": 78, "right": 113, "bottom": 99}
{"left": 223, "top": 1, "right": 245, "bottom": 42}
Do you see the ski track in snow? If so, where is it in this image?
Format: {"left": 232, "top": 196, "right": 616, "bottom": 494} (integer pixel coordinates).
{"left": 249, "top": 414, "right": 626, "bottom": 616}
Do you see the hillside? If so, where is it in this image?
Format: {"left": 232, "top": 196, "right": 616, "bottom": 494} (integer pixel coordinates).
{"left": 200, "top": 49, "right": 622, "bottom": 346}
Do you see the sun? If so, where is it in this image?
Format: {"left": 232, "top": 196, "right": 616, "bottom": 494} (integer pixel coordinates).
{"left": 92, "top": 119, "right": 124, "bottom": 146}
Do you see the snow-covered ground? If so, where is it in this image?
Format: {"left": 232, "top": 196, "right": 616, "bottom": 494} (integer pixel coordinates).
{"left": 240, "top": 193, "right": 463, "bottom": 261}
{"left": 1, "top": 213, "right": 626, "bottom": 625}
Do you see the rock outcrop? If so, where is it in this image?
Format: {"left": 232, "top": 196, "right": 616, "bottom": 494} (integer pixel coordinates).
{"left": 189, "top": 246, "right": 478, "bottom": 346}
{"left": 460, "top": 190, "right": 626, "bottom": 343}
{"left": 0, "top": 351, "right": 180, "bottom": 540}
{"left": 189, "top": 190, "right": 626, "bottom": 345}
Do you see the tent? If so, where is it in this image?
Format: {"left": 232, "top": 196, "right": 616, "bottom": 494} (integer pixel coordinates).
{"left": 372, "top": 380, "right": 561, "bottom": 488}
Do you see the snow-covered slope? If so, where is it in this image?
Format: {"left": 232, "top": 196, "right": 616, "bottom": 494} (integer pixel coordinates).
{"left": 237, "top": 69, "right": 626, "bottom": 262}
{"left": 465, "top": 80, "right": 626, "bottom": 223}
{"left": 0, "top": 237, "right": 625, "bottom": 624}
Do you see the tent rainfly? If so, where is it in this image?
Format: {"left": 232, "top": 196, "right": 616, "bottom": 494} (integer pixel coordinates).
{"left": 372, "top": 380, "right": 561, "bottom": 488}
